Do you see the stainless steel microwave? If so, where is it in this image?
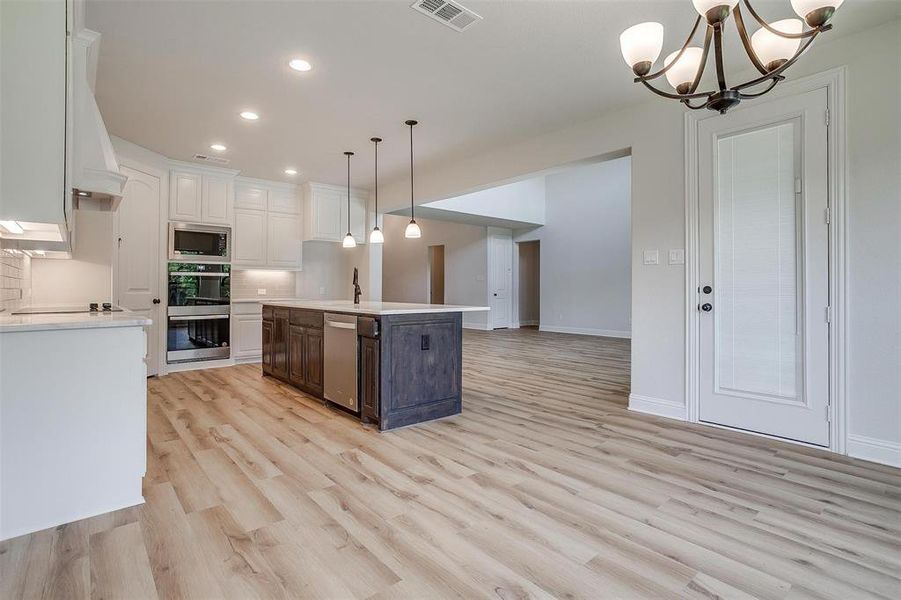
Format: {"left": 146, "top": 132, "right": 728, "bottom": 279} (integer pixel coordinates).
{"left": 168, "top": 222, "right": 231, "bottom": 263}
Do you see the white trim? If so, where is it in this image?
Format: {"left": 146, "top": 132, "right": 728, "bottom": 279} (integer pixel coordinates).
{"left": 462, "top": 322, "right": 491, "bottom": 331}
{"left": 164, "top": 358, "right": 235, "bottom": 373}
{"left": 0, "top": 495, "right": 145, "bottom": 542}
{"left": 234, "top": 356, "right": 262, "bottom": 365}
{"left": 628, "top": 394, "right": 687, "bottom": 420}
{"left": 846, "top": 435, "right": 901, "bottom": 468}
{"left": 539, "top": 325, "right": 630, "bottom": 338}
{"left": 684, "top": 67, "right": 848, "bottom": 454}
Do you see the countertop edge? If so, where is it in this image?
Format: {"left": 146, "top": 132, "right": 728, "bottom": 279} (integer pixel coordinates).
{"left": 260, "top": 300, "right": 490, "bottom": 316}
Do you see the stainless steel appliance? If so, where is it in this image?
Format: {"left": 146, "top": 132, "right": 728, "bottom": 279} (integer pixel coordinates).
{"left": 323, "top": 313, "right": 358, "bottom": 411}
{"left": 167, "top": 263, "right": 230, "bottom": 363}
{"left": 168, "top": 222, "right": 230, "bottom": 263}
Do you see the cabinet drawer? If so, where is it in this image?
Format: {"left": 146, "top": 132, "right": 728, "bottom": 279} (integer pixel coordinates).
{"left": 262, "top": 305, "right": 274, "bottom": 320}
{"left": 289, "top": 309, "right": 323, "bottom": 328}
{"left": 357, "top": 316, "right": 379, "bottom": 338}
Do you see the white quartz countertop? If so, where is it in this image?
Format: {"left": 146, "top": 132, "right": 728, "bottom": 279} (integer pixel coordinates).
{"left": 232, "top": 297, "right": 301, "bottom": 304}
{"left": 0, "top": 308, "right": 151, "bottom": 333}
{"left": 261, "top": 300, "right": 490, "bottom": 316}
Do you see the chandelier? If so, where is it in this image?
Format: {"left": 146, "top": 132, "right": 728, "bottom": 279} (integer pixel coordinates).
{"left": 619, "top": 0, "right": 843, "bottom": 113}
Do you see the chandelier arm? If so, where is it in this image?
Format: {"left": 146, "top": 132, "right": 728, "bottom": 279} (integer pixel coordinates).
{"left": 733, "top": 5, "right": 769, "bottom": 75}
{"left": 635, "top": 16, "right": 703, "bottom": 82}
{"left": 737, "top": 78, "right": 781, "bottom": 99}
{"left": 742, "top": 0, "right": 827, "bottom": 39}
{"left": 731, "top": 32, "right": 819, "bottom": 91}
{"left": 687, "top": 26, "right": 713, "bottom": 95}
{"left": 638, "top": 78, "right": 713, "bottom": 101}
{"left": 712, "top": 24, "right": 728, "bottom": 92}
{"left": 682, "top": 98, "right": 710, "bottom": 110}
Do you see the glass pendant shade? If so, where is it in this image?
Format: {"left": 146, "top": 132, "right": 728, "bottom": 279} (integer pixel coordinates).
{"left": 619, "top": 22, "right": 664, "bottom": 73}
{"left": 343, "top": 232, "right": 357, "bottom": 248}
{"left": 691, "top": 0, "right": 739, "bottom": 17}
{"left": 664, "top": 47, "right": 704, "bottom": 92}
{"left": 369, "top": 227, "right": 384, "bottom": 244}
{"left": 404, "top": 220, "right": 421, "bottom": 239}
{"left": 751, "top": 19, "right": 803, "bottom": 70}
{"left": 790, "top": 0, "right": 843, "bottom": 25}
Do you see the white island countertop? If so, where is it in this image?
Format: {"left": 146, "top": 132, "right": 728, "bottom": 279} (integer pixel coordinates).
{"left": 0, "top": 308, "right": 151, "bottom": 333}
{"left": 262, "top": 300, "right": 490, "bottom": 316}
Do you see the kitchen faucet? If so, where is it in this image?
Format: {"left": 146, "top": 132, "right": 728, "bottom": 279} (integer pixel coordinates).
{"left": 353, "top": 267, "right": 362, "bottom": 305}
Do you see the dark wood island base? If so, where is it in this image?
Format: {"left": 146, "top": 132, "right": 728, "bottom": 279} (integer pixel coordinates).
{"left": 261, "top": 304, "right": 465, "bottom": 431}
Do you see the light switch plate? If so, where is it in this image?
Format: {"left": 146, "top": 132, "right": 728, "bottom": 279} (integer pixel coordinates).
{"left": 668, "top": 249, "right": 685, "bottom": 265}
{"left": 257, "top": 288, "right": 267, "bottom": 295}
{"left": 643, "top": 249, "right": 659, "bottom": 265}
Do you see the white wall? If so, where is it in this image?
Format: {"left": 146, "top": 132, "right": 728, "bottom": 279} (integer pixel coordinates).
{"left": 296, "top": 241, "right": 367, "bottom": 302}
{"left": 515, "top": 157, "right": 632, "bottom": 337}
{"left": 424, "top": 177, "right": 546, "bottom": 225}
{"left": 31, "top": 209, "right": 114, "bottom": 306}
{"left": 381, "top": 214, "right": 489, "bottom": 328}
{"left": 375, "top": 21, "right": 901, "bottom": 455}
{"left": 517, "top": 241, "right": 539, "bottom": 325}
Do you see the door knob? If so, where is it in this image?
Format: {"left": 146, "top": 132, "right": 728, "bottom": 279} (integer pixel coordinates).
{"left": 702, "top": 285, "right": 712, "bottom": 294}
{"left": 152, "top": 298, "right": 161, "bottom": 304}
{"left": 493, "top": 293, "right": 498, "bottom": 297}
{"left": 701, "top": 303, "right": 713, "bottom": 312}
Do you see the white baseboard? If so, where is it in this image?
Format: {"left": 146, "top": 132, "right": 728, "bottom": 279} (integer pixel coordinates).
{"left": 628, "top": 394, "right": 687, "bottom": 421}
{"left": 234, "top": 355, "right": 262, "bottom": 365}
{"left": 462, "top": 322, "right": 491, "bottom": 331}
{"left": 539, "top": 325, "right": 631, "bottom": 339}
{"left": 846, "top": 434, "right": 901, "bottom": 468}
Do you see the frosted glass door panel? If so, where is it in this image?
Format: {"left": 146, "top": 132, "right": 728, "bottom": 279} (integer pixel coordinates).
{"left": 716, "top": 122, "right": 801, "bottom": 403}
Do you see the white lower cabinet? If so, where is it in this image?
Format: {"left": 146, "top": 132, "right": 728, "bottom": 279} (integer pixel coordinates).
{"left": 232, "top": 304, "right": 263, "bottom": 361}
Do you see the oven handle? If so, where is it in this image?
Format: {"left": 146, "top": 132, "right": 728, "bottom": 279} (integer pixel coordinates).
{"left": 169, "top": 314, "right": 230, "bottom": 321}
{"left": 169, "top": 272, "right": 230, "bottom": 277}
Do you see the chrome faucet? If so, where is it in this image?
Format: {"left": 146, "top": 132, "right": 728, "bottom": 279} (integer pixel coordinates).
{"left": 353, "top": 267, "right": 362, "bottom": 305}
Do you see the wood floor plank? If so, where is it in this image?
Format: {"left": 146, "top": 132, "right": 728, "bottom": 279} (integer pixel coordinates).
{"left": 2, "top": 328, "right": 898, "bottom": 599}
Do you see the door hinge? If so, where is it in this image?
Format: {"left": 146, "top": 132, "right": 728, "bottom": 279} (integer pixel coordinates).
{"left": 795, "top": 178, "right": 803, "bottom": 194}
{"left": 824, "top": 207, "right": 831, "bottom": 224}
{"left": 826, "top": 404, "right": 832, "bottom": 423}
{"left": 824, "top": 305, "right": 832, "bottom": 323}
{"left": 824, "top": 107, "right": 830, "bottom": 126}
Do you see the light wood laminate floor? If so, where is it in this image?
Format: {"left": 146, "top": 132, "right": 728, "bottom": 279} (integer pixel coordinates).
{"left": 2, "top": 328, "right": 900, "bottom": 599}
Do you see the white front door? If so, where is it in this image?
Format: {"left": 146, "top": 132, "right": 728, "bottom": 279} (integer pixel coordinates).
{"left": 116, "top": 165, "right": 161, "bottom": 376}
{"left": 698, "top": 88, "right": 830, "bottom": 446}
{"left": 488, "top": 228, "right": 513, "bottom": 329}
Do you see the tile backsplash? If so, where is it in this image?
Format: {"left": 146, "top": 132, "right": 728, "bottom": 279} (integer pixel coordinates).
{"left": 0, "top": 250, "right": 31, "bottom": 312}
{"left": 231, "top": 269, "right": 297, "bottom": 299}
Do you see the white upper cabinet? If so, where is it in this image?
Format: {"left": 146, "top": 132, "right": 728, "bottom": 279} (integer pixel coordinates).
{"left": 232, "top": 177, "right": 302, "bottom": 270}
{"left": 233, "top": 208, "right": 267, "bottom": 267}
{"left": 303, "top": 182, "right": 366, "bottom": 243}
{"left": 168, "top": 162, "right": 238, "bottom": 225}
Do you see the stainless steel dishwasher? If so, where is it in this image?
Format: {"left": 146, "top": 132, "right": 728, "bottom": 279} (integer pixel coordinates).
{"left": 323, "top": 313, "right": 358, "bottom": 411}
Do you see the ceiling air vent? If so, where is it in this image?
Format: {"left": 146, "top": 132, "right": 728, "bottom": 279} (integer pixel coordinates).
{"left": 192, "top": 153, "right": 230, "bottom": 166}
{"left": 411, "top": 0, "right": 482, "bottom": 32}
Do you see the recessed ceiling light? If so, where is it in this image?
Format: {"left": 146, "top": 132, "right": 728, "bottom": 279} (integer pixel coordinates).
{"left": 288, "top": 58, "right": 312, "bottom": 72}
{"left": 210, "top": 143, "right": 227, "bottom": 152}
{"left": 284, "top": 168, "right": 298, "bottom": 176}
{"left": 240, "top": 111, "right": 259, "bottom": 121}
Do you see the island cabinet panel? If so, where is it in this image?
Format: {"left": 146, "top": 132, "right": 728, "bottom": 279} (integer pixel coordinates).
{"left": 288, "top": 325, "right": 305, "bottom": 386}
{"left": 359, "top": 317, "right": 380, "bottom": 425}
{"left": 272, "top": 309, "right": 290, "bottom": 379}
{"left": 264, "top": 307, "right": 324, "bottom": 397}
{"left": 261, "top": 320, "right": 273, "bottom": 374}
{"left": 378, "top": 312, "right": 462, "bottom": 430}
{"left": 304, "top": 329, "right": 323, "bottom": 394}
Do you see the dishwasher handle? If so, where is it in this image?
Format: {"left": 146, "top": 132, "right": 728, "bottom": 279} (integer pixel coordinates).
{"left": 326, "top": 320, "right": 357, "bottom": 330}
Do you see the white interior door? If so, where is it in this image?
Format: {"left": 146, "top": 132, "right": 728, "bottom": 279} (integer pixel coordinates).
{"left": 116, "top": 165, "right": 161, "bottom": 376}
{"left": 488, "top": 229, "right": 513, "bottom": 329}
{"left": 698, "top": 88, "right": 830, "bottom": 446}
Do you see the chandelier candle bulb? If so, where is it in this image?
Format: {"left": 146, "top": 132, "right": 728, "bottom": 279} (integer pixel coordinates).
{"left": 619, "top": 22, "right": 664, "bottom": 76}
{"left": 752, "top": 19, "right": 803, "bottom": 71}
{"left": 790, "top": 0, "right": 844, "bottom": 27}
{"left": 664, "top": 47, "right": 705, "bottom": 94}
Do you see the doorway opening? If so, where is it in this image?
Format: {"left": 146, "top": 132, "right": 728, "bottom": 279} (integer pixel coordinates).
{"left": 516, "top": 241, "right": 540, "bottom": 328}
{"left": 427, "top": 244, "right": 445, "bottom": 305}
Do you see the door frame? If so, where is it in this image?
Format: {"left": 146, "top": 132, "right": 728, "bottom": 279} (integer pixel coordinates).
{"left": 684, "top": 67, "right": 847, "bottom": 454}
{"left": 487, "top": 227, "right": 513, "bottom": 329}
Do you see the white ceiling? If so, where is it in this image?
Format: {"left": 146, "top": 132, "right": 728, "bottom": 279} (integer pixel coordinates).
{"left": 87, "top": 0, "right": 898, "bottom": 188}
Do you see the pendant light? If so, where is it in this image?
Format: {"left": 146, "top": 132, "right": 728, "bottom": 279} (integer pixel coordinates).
{"left": 404, "top": 119, "right": 421, "bottom": 239}
{"left": 369, "top": 137, "right": 384, "bottom": 244}
{"left": 342, "top": 151, "right": 356, "bottom": 248}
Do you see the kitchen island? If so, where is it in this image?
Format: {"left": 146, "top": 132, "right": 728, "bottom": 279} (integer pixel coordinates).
{"left": 261, "top": 301, "right": 488, "bottom": 430}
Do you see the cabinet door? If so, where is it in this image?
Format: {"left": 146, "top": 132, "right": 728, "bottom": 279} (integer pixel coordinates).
{"left": 304, "top": 328, "right": 323, "bottom": 392}
{"left": 169, "top": 171, "right": 202, "bottom": 221}
{"left": 288, "top": 325, "right": 306, "bottom": 386}
{"left": 202, "top": 175, "right": 232, "bottom": 225}
{"left": 233, "top": 209, "right": 267, "bottom": 266}
{"left": 361, "top": 336, "right": 380, "bottom": 424}
{"left": 268, "top": 213, "right": 302, "bottom": 268}
{"left": 312, "top": 189, "right": 342, "bottom": 241}
{"left": 235, "top": 185, "right": 268, "bottom": 210}
{"left": 261, "top": 320, "right": 273, "bottom": 374}
{"left": 234, "top": 314, "right": 263, "bottom": 359}
{"left": 272, "top": 311, "right": 289, "bottom": 378}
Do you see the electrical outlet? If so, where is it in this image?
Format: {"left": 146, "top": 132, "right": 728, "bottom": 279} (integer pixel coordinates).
{"left": 643, "top": 249, "right": 660, "bottom": 265}
{"left": 668, "top": 249, "right": 685, "bottom": 265}
{"left": 257, "top": 288, "right": 267, "bottom": 295}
